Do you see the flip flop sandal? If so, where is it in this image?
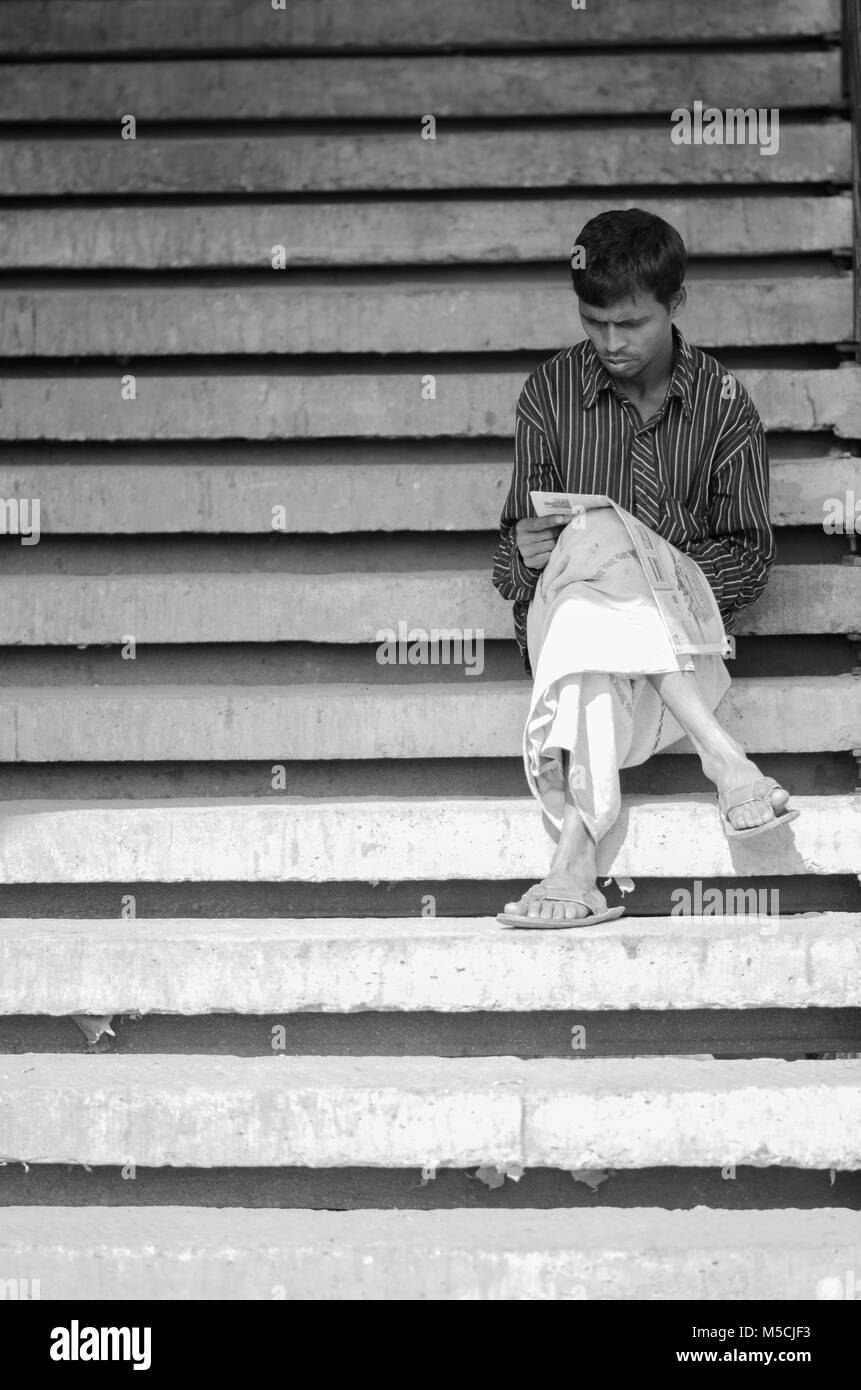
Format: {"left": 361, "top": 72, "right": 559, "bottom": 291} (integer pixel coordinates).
{"left": 497, "top": 884, "right": 625, "bottom": 930}
{"left": 718, "top": 776, "right": 800, "bottom": 840}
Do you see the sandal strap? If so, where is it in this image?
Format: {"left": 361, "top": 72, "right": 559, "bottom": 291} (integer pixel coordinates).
{"left": 718, "top": 776, "right": 780, "bottom": 815}
{"left": 529, "top": 885, "right": 607, "bottom": 912}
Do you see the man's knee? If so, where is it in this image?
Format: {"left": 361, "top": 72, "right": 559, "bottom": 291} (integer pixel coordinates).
{"left": 562, "top": 506, "right": 627, "bottom": 551}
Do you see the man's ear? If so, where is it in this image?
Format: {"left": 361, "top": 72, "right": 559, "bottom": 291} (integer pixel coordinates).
{"left": 669, "top": 286, "right": 687, "bottom": 319}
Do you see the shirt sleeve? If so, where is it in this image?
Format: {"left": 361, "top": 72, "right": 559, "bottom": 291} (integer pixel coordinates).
{"left": 678, "top": 406, "right": 776, "bottom": 623}
{"left": 491, "top": 378, "right": 564, "bottom": 672}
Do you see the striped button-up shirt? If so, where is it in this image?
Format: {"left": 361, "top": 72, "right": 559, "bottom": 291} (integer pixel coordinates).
{"left": 491, "top": 327, "right": 775, "bottom": 674}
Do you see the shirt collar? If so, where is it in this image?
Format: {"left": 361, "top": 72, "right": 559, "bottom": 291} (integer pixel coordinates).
{"left": 581, "top": 324, "right": 694, "bottom": 419}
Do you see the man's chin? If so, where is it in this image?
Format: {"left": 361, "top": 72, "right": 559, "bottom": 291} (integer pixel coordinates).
{"left": 601, "top": 358, "right": 638, "bottom": 375}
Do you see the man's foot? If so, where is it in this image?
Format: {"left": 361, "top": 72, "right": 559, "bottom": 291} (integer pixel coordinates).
{"left": 703, "top": 751, "right": 792, "bottom": 831}
{"left": 502, "top": 871, "right": 603, "bottom": 923}
{"left": 502, "top": 750, "right": 611, "bottom": 924}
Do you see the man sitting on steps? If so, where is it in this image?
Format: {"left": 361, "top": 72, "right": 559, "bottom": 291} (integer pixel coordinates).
{"left": 491, "top": 208, "right": 798, "bottom": 930}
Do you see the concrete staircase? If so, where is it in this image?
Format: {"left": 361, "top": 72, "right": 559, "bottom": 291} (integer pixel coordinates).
{"left": 0, "top": 0, "right": 859, "bottom": 1300}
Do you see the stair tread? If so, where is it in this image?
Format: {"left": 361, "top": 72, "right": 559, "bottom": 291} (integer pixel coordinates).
{"left": 0, "top": 0, "right": 841, "bottom": 55}
{"left": 0, "top": 196, "right": 850, "bottom": 268}
{"left": 2, "top": 367, "right": 856, "bottom": 440}
{"left": 0, "top": 125, "right": 850, "bottom": 197}
{"left": 0, "top": 277, "right": 850, "bottom": 355}
{"left": 1, "top": 1203, "right": 858, "bottom": 1300}
{"left": 0, "top": 50, "right": 843, "bottom": 120}
{"left": 4, "top": 1203, "right": 860, "bottom": 1248}
{"left": 1, "top": 1055, "right": 859, "bottom": 1170}
{"left": 2, "top": 912, "right": 859, "bottom": 1015}
{"left": 4, "top": 1052, "right": 858, "bottom": 1083}
{"left": 0, "top": 676, "right": 854, "bottom": 760}
{"left": 0, "top": 454, "right": 856, "bottom": 532}
{"left": 0, "top": 794, "right": 854, "bottom": 882}
{"left": 0, "top": 566, "right": 853, "bottom": 642}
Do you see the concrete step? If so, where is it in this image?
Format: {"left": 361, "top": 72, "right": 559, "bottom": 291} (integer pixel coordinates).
{"left": 0, "top": 196, "right": 849, "bottom": 269}
{"left": 0, "top": 794, "right": 854, "bottom": 883}
{"left": 2, "top": 1206, "right": 859, "bottom": 1300}
{"left": 0, "top": 676, "right": 855, "bottom": 762}
{"left": 2, "top": 914, "right": 858, "bottom": 1016}
{"left": 1, "top": 1054, "right": 859, "bottom": 1168}
{"left": 2, "top": 277, "right": 849, "bottom": 357}
{"left": 0, "top": 124, "right": 848, "bottom": 196}
{"left": 0, "top": 50, "right": 842, "bottom": 121}
{"left": 1, "top": 453, "right": 854, "bottom": 534}
{"left": 0, "top": 0, "right": 839, "bottom": 55}
{"left": 2, "top": 368, "right": 856, "bottom": 440}
{"left": 0, "top": 566, "right": 850, "bottom": 644}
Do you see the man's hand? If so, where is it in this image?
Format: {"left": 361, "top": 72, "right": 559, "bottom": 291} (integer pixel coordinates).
{"left": 514, "top": 515, "right": 569, "bottom": 572}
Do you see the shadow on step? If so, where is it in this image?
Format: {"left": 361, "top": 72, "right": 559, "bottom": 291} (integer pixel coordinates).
{"left": 1, "top": 1164, "right": 859, "bottom": 1212}
{"left": 0, "top": 875, "right": 857, "bottom": 918}
{"left": 3, "top": 1009, "right": 861, "bottom": 1058}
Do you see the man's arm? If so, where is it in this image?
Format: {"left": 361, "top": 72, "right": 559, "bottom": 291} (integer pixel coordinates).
{"left": 679, "top": 409, "right": 776, "bottom": 624}
{"left": 492, "top": 405, "right": 563, "bottom": 603}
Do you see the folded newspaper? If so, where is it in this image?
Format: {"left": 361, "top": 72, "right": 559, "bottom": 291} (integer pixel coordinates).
{"left": 530, "top": 490, "right": 734, "bottom": 658}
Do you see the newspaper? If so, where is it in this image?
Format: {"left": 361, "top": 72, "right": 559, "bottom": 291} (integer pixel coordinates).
{"left": 530, "top": 490, "right": 734, "bottom": 658}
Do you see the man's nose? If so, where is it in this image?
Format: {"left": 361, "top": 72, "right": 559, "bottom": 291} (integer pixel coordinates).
{"left": 604, "top": 326, "right": 624, "bottom": 353}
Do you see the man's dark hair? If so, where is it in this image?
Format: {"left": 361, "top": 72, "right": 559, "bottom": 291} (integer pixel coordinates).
{"left": 571, "top": 208, "right": 686, "bottom": 309}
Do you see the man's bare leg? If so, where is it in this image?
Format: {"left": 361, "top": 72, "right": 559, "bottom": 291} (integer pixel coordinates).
{"left": 503, "top": 749, "right": 601, "bottom": 922}
{"left": 647, "top": 669, "right": 791, "bottom": 830}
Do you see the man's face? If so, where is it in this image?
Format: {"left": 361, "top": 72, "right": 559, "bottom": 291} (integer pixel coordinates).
{"left": 577, "top": 286, "right": 680, "bottom": 380}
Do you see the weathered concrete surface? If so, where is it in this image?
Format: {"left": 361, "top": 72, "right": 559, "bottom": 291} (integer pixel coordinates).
{"left": 0, "top": 1055, "right": 858, "bottom": 1169}
{"left": 0, "top": 794, "right": 854, "bottom": 883}
{"left": 0, "top": 0, "right": 840, "bottom": 54}
{"left": 0, "top": 454, "right": 852, "bottom": 532}
{"left": 1, "top": 369, "right": 857, "bottom": 439}
{"left": 0, "top": 125, "right": 849, "bottom": 196}
{"left": 0, "top": 676, "right": 855, "bottom": 762}
{"left": 0, "top": 278, "right": 849, "bottom": 356}
{"left": 0, "top": 52, "right": 840, "bottom": 120}
{"left": 1, "top": 914, "right": 858, "bottom": 1016}
{"left": 0, "top": 196, "right": 849, "bottom": 268}
{"left": 0, "top": 566, "right": 851, "bottom": 644}
{"left": 2, "top": 1205, "right": 859, "bottom": 1301}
